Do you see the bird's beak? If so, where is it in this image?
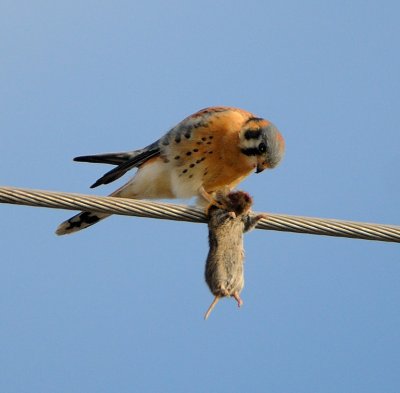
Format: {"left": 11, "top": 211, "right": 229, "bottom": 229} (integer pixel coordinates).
{"left": 256, "top": 163, "right": 265, "bottom": 174}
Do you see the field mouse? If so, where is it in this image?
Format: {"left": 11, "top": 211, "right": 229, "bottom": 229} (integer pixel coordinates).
{"left": 204, "top": 190, "right": 265, "bottom": 319}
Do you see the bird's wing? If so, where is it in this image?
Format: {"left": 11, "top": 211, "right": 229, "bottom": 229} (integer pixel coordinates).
{"left": 74, "top": 152, "right": 138, "bottom": 165}
{"left": 74, "top": 142, "right": 161, "bottom": 188}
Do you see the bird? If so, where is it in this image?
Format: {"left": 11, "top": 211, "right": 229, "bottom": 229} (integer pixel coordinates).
{"left": 56, "top": 106, "right": 285, "bottom": 235}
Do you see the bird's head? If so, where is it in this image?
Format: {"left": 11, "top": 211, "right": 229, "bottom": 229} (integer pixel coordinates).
{"left": 239, "top": 118, "right": 285, "bottom": 173}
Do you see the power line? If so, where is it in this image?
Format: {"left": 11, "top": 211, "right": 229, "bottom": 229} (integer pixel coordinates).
{"left": 0, "top": 186, "right": 399, "bottom": 243}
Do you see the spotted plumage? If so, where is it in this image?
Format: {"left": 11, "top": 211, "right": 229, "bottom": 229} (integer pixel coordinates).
{"left": 56, "top": 106, "right": 285, "bottom": 235}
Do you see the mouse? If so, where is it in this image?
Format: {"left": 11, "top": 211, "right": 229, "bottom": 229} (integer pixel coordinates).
{"left": 204, "top": 190, "right": 266, "bottom": 319}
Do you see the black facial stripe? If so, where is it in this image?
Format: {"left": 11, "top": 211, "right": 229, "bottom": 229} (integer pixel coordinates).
{"left": 244, "top": 116, "right": 264, "bottom": 125}
{"left": 241, "top": 147, "right": 260, "bottom": 156}
{"left": 244, "top": 129, "right": 262, "bottom": 140}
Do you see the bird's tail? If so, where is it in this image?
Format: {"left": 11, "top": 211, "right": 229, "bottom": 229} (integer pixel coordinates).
{"left": 55, "top": 183, "right": 133, "bottom": 236}
{"left": 56, "top": 148, "right": 152, "bottom": 235}
{"left": 55, "top": 211, "right": 110, "bottom": 235}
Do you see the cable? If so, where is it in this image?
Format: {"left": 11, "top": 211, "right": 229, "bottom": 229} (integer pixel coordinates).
{"left": 0, "top": 186, "right": 399, "bottom": 243}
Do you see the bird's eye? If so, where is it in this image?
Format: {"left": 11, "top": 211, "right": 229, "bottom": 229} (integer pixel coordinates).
{"left": 258, "top": 142, "right": 267, "bottom": 153}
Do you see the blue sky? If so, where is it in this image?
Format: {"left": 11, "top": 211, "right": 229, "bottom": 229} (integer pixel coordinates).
{"left": 1, "top": 1, "right": 399, "bottom": 392}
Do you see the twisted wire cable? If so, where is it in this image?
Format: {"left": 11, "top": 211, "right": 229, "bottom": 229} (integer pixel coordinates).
{"left": 0, "top": 186, "right": 399, "bottom": 243}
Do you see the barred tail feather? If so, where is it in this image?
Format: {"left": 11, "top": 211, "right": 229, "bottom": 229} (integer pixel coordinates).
{"left": 55, "top": 182, "right": 135, "bottom": 236}
{"left": 55, "top": 211, "right": 110, "bottom": 235}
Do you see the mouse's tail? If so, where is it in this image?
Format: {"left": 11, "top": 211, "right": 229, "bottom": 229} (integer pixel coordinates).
{"left": 204, "top": 296, "right": 220, "bottom": 320}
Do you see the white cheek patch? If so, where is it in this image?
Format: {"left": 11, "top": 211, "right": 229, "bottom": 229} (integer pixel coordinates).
{"left": 240, "top": 138, "right": 261, "bottom": 149}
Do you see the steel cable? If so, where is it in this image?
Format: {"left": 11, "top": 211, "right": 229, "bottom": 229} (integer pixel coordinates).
{"left": 0, "top": 186, "right": 399, "bottom": 243}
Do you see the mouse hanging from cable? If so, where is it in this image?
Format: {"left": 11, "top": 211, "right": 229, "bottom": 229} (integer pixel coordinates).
{"left": 204, "top": 189, "right": 266, "bottom": 320}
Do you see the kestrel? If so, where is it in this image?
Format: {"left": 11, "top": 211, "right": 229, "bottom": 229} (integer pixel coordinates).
{"left": 56, "top": 106, "right": 285, "bottom": 235}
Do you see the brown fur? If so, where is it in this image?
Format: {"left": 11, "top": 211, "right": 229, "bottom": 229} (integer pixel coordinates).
{"left": 204, "top": 190, "right": 265, "bottom": 319}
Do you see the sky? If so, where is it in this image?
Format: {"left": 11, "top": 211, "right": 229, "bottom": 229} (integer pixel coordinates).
{"left": 1, "top": 1, "right": 399, "bottom": 392}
